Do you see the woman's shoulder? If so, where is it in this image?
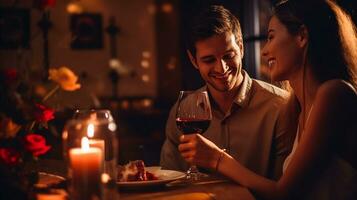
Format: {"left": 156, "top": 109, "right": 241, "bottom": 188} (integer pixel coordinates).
{"left": 317, "top": 79, "right": 357, "bottom": 101}
{"left": 314, "top": 80, "right": 357, "bottom": 119}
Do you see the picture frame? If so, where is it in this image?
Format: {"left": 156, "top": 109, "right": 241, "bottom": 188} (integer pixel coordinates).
{"left": 0, "top": 8, "right": 30, "bottom": 49}
{"left": 70, "top": 13, "right": 103, "bottom": 49}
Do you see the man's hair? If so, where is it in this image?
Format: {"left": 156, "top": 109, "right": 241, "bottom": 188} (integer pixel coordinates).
{"left": 185, "top": 5, "right": 243, "bottom": 58}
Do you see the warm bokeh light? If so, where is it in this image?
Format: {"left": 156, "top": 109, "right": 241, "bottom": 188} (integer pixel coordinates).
{"left": 142, "top": 99, "right": 153, "bottom": 108}
{"left": 101, "top": 173, "right": 110, "bottom": 183}
{"left": 67, "top": 2, "right": 83, "bottom": 14}
{"left": 141, "top": 74, "right": 150, "bottom": 82}
{"left": 142, "top": 51, "right": 151, "bottom": 58}
{"left": 141, "top": 60, "right": 150, "bottom": 68}
{"left": 108, "top": 122, "right": 117, "bottom": 132}
{"left": 87, "top": 123, "right": 94, "bottom": 138}
{"left": 162, "top": 3, "right": 173, "bottom": 13}
{"left": 109, "top": 58, "right": 120, "bottom": 69}
{"left": 120, "top": 100, "right": 130, "bottom": 110}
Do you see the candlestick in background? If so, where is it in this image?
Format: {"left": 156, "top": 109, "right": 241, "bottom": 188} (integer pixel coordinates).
{"left": 69, "top": 137, "right": 103, "bottom": 200}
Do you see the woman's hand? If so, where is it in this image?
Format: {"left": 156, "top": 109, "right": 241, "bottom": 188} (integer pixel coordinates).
{"left": 178, "top": 134, "right": 222, "bottom": 170}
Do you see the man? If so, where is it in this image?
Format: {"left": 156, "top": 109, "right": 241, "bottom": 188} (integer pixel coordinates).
{"left": 160, "top": 5, "right": 294, "bottom": 179}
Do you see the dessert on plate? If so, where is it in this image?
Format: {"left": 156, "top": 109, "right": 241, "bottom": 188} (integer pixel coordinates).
{"left": 118, "top": 160, "right": 158, "bottom": 182}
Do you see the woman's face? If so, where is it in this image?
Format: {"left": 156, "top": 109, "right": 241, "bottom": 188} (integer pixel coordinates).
{"left": 262, "top": 16, "right": 305, "bottom": 81}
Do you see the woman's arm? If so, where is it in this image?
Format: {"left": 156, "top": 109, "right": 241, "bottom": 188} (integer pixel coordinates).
{"left": 218, "top": 152, "right": 281, "bottom": 198}
{"left": 278, "top": 80, "right": 356, "bottom": 196}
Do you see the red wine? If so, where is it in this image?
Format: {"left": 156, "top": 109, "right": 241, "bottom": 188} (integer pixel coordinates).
{"left": 176, "top": 118, "right": 210, "bottom": 134}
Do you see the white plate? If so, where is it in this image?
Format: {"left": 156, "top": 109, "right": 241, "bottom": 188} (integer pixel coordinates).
{"left": 117, "top": 166, "right": 185, "bottom": 187}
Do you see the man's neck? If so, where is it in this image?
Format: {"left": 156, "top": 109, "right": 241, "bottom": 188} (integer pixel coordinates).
{"left": 207, "top": 74, "right": 244, "bottom": 114}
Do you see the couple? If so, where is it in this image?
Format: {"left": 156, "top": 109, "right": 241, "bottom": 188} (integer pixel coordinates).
{"left": 161, "top": 0, "right": 357, "bottom": 199}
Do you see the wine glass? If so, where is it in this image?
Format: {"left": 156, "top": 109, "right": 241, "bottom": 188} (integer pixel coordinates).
{"left": 175, "top": 91, "right": 212, "bottom": 181}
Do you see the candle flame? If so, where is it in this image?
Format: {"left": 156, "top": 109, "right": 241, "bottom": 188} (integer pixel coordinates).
{"left": 87, "top": 123, "right": 94, "bottom": 138}
{"left": 81, "top": 137, "right": 90, "bottom": 150}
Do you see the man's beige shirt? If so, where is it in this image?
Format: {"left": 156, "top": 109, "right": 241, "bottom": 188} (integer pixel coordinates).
{"left": 160, "top": 71, "right": 295, "bottom": 179}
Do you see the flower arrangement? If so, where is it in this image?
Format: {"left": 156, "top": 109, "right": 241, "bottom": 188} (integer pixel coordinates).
{"left": 0, "top": 66, "right": 80, "bottom": 198}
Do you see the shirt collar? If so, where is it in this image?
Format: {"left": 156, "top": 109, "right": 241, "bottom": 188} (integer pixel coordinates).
{"left": 233, "top": 70, "right": 253, "bottom": 107}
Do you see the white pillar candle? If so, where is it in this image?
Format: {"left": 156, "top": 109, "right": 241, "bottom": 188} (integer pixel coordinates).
{"left": 89, "top": 139, "right": 105, "bottom": 160}
{"left": 69, "top": 137, "right": 103, "bottom": 200}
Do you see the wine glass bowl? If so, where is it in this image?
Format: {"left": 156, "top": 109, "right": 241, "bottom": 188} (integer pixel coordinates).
{"left": 176, "top": 118, "right": 210, "bottom": 134}
{"left": 175, "top": 91, "right": 212, "bottom": 181}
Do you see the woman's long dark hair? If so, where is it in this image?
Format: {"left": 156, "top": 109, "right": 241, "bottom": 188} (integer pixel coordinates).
{"left": 273, "top": 0, "right": 357, "bottom": 132}
{"left": 273, "top": 0, "right": 357, "bottom": 89}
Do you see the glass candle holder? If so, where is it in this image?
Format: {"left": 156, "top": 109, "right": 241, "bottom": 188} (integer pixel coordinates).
{"left": 73, "top": 109, "right": 114, "bottom": 122}
{"left": 62, "top": 110, "right": 118, "bottom": 200}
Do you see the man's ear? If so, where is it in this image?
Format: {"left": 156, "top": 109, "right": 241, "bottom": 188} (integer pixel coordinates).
{"left": 238, "top": 39, "right": 244, "bottom": 58}
{"left": 187, "top": 50, "right": 199, "bottom": 69}
{"left": 297, "top": 25, "right": 309, "bottom": 48}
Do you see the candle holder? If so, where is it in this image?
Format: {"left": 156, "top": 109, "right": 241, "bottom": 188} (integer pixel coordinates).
{"left": 62, "top": 110, "right": 118, "bottom": 200}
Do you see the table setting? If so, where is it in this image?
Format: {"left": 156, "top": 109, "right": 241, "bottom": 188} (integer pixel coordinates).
{"left": 33, "top": 158, "right": 254, "bottom": 200}
{"left": 28, "top": 105, "right": 254, "bottom": 200}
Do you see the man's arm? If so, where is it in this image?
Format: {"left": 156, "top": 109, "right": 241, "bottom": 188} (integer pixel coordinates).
{"left": 270, "top": 98, "right": 297, "bottom": 180}
{"left": 160, "top": 104, "right": 188, "bottom": 171}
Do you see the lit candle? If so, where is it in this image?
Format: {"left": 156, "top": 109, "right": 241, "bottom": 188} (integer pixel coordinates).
{"left": 89, "top": 140, "right": 105, "bottom": 156}
{"left": 69, "top": 137, "right": 103, "bottom": 200}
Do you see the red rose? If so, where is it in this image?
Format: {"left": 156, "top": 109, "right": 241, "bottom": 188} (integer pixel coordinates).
{"left": 24, "top": 133, "right": 51, "bottom": 156}
{"left": 34, "top": 0, "right": 56, "bottom": 10}
{"left": 34, "top": 104, "right": 55, "bottom": 123}
{"left": 0, "top": 147, "right": 21, "bottom": 166}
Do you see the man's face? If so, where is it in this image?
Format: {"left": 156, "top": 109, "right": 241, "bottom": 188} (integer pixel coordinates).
{"left": 189, "top": 32, "right": 243, "bottom": 93}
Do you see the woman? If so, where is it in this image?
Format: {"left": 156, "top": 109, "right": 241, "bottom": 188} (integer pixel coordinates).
{"left": 178, "top": 0, "right": 357, "bottom": 199}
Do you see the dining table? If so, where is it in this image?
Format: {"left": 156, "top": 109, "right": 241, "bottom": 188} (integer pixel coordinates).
{"left": 119, "top": 177, "right": 255, "bottom": 200}
{"left": 36, "top": 159, "right": 256, "bottom": 200}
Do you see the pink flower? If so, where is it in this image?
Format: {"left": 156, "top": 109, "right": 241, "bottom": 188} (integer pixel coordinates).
{"left": 24, "top": 133, "right": 51, "bottom": 157}
{"left": 34, "top": 104, "right": 55, "bottom": 123}
{"left": 0, "top": 147, "right": 21, "bottom": 166}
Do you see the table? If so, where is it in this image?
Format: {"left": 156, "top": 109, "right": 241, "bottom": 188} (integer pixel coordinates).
{"left": 37, "top": 160, "right": 255, "bottom": 200}
{"left": 119, "top": 178, "right": 255, "bottom": 200}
